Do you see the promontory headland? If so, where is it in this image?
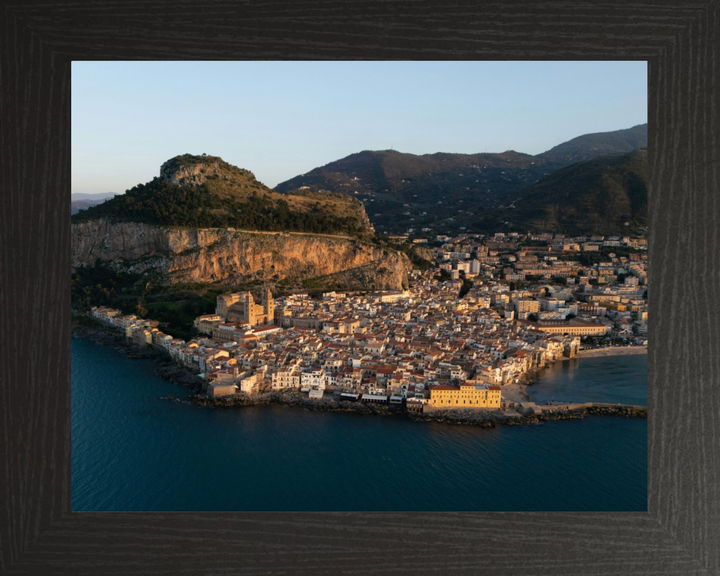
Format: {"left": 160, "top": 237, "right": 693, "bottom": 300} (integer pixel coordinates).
{"left": 72, "top": 154, "right": 648, "bottom": 428}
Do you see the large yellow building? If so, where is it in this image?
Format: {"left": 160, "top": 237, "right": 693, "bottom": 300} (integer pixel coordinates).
{"left": 600, "top": 300, "right": 627, "bottom": 312}
{"left": 430, "top": 383, "right": 502, "bottom": 408}
{"left": 517, "top": 318, "right": 608, "bottom": 336}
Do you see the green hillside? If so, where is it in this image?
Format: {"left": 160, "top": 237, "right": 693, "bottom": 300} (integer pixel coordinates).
{"left": 276, "top": 149, "right": 550, "bottom": 233}
{"left": 500, "top": 150, "right": 648, "bottom": 235}
{"left": 275, "top": 125, "right": 648, "bottom": 234}
{"left": 72, "top": 154, "right": 372, "bottom": 236}
{"left": 536, "top": 124, "right": 647, "bottom": 167}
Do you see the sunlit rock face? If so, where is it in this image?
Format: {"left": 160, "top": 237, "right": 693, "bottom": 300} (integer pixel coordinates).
{"left": 71, "top": 219, "right": 410, "bottom": 290}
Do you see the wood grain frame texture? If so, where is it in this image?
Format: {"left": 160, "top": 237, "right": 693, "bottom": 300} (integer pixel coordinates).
{"left": 1, "top": 0, "right": 718, "bottom": 574}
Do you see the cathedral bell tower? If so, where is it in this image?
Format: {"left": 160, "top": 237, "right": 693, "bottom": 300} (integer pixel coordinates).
{"left": 262, "top": 288, "right": 274, "bottom": 325}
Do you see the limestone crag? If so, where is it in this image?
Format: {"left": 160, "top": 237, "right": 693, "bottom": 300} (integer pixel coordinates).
{"left": 71, "top": 219, "right": 171, "bottom": 265}
{"left": 299, "top": 251, "right": 411, "bottom": 292}
{"left": 167, "top": 232, "right": 408, "bottom": 286}
{"left": 159, "top": 159, "right": 234, "bottom": 188}
{"left": 346, "top": 195, "right": 374, "bottom": 231}
{"left": 71, "top": 219, "right": 410, "bottom": 290}
{"left": 412, "top": 245, "right": 434, "bottom": 261}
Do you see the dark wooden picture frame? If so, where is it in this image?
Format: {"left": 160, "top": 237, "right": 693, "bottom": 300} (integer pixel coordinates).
{"left": 2, "top": 1, "right": 718, "bottom": 574}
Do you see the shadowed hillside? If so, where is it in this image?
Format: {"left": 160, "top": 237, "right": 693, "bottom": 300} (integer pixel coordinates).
{"left": 536, "top": 124, "right": 647, "bottom": 167}
{"left": 499, "top": 150, "right": 648, "bottom": 235}
{"left": 276, "top": 149, "right": 551, "bottom": 233}
{"left": 275, "top": 125, "right": 648, "bottom": 234}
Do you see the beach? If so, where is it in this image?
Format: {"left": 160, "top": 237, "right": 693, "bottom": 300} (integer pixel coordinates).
{"left": 501, "top": 382, "right": 532, "bottom": 403}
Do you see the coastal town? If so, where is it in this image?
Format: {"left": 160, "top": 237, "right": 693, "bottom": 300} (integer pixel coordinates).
{"left": 65, "top": 62, "right": 653, "bottom": 525}
{"left": 83, "top": 231, "right": 648, "bottom": 418}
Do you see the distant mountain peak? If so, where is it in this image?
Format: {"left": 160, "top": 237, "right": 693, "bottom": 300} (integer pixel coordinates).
{"left": 504, "top": 150, "right": 648, "bottom": 234}
{"left": 537, "top": 124, "right": 647, "bottom": 166}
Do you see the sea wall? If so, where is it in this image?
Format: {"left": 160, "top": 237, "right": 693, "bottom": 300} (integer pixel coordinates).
{"left": 190, "top": 392, "right": 647, "bottom": 426}
{"left": 575, "top": 347, "right": 648, "bottom": 358}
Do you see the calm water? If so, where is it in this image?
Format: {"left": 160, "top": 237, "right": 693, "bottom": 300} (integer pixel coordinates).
{"left": 528, "top": 353, "right": 648, "bottom": 406}
{"left": 72, "top": 337, "right": 647, "bottom": 512}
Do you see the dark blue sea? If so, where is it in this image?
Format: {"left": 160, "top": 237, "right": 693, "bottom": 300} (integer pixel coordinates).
{"left": 528, "top": 353, "right": 648, "bottom": 406}
{"left": 71, "top": 337, "right": 647, "bottom": 512}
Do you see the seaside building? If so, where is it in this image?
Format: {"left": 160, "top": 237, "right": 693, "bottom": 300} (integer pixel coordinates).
{"left": 516, "top": 319, "right": 608, "bottom": 336}
{"left": 207, "top": 382, "right": 237, "bottom": 399}
{"left": 429, "top": 383, "right": 501, "bottom": 408}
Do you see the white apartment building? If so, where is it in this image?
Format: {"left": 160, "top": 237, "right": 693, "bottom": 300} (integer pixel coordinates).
{"left": 301, "top": 368, "right": 326, "bottom": 389}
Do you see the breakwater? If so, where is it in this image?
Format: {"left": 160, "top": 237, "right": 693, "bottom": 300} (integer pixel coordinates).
{"left": 189, "top": 391, "right": 646, "bottom": 428}
{"left": 576, "top": 346, "right": 648, "bottom": 358}
{"left": 406, "top": 403, "right": 645, "bottom": 427}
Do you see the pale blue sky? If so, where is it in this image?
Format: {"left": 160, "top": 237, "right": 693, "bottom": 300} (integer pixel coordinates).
{"left": 72, "top": 61, "right": 647, "bottom": 194}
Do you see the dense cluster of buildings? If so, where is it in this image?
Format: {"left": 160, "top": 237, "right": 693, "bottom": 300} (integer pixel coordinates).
{"left": 89, "top": 231, "right": 648, "bottom": 412}
{"left": 431, "top": 231, "right": 648, "bottom": 340}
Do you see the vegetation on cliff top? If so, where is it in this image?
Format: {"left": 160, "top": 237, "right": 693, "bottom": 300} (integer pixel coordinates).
{"left": 72, "top": 154, "right": 372, "bottom": 236}
{"left": 161, "top": 153, "right": 236, "bottom": 172}
{"left": 72, "top": 178, "right": 365, "bottom": 234}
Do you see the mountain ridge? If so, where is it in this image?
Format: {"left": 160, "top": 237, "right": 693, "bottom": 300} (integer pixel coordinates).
{"left": 496, "top": 149, "right": 648, "bottom": 235}
{"left": 536, "top": 124, "right": 648, "bottom": 166}
{"left": 274, "top": 124, "right": 647, "bottom": 234}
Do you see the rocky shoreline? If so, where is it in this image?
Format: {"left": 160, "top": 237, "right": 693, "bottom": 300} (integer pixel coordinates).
{"left": 191, "top": 390, "right": 512, "bottom": 427}
{"left": 189, "top": 390, "right": 646, "bottom": 428}
{"left": 192, "top": 390, "right": 398, "bottom": 414}
{"left": 72, "top": 325, "right": 647, "bottom": 428}
{"left": 71, "top": 324, "right": 204, "bottom": 389}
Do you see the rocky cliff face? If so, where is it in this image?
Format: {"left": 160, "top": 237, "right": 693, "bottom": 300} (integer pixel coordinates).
{"left": 71, "top": 219, "right": 410, "bottom": 290}
{"left": 300, "top": 250, "right": 411, "bottom": 292}
{"left": 347, "top": 195, "right": 374, "bottom": 231}
{"left": 71, "top": 219, "right": 171, "bottom": 265}
{"left": 159, "top": 158, "right": 235, "bottom": 188}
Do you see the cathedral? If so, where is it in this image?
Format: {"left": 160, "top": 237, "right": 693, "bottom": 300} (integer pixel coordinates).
{"left": 216, "top": 288, "right": 274, "bottom": 326}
